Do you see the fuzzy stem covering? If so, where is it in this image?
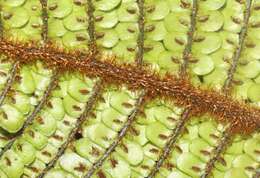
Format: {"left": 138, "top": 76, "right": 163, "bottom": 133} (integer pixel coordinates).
{"left": 0, "top": 39, "right": 259, "bottom": 134}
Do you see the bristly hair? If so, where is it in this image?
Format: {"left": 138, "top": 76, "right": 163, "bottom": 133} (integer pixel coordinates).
{"left": 0, "top": 38, "right": 259, "bottom": 134}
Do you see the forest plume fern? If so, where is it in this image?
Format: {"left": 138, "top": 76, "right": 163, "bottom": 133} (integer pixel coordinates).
{"left": 0, "top": 0, "right": 259, "bottom": 178}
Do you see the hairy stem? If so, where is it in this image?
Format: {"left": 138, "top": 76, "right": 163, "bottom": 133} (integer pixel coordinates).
{"left": 146, "top": 108, "right": 191, "bottom": 178}
{"left": 223, "top": 0, "right": 252, "bottom": 92}
{"left": 180, "top": 0, "right": 198, "bottom": 77}
{"left": 202, "top": 1, "right": 253, "bottom": 176}
{"left": 201, "top": 130, "right": 232, "bottom": 178}
{"left": 0, "top": 61, "right": 19, "bottom": 106}
{"left": 0, "top": 7, "right": 20, "bottom": 109}
{"left": 136, "top": 0, "right": 145, "bottom": 67}
{"left": 85, "top": 1, "right": 146, "bottom": 176}
{"left": 0, "top": 39, "right": 259, "bottom": 133}
{"left": 37, "top": 80, "right": 102, "bottom": 178}
{"left": 0, "top": 74, "right": 58, "bottom": 158}
{"left": 147, "top": 0, "right": 198, "bottom": 176}
{"left": 40, "top": 0, "right": 48, "bottom": 43}
{"left": 87, "top": 0, "right": 96, "bottom": 53}
{"left": 37, "top": 2, "right": 103, "bottom": 176}
{"left": 84, "top": 91, "right": 146, "bottom": 178}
